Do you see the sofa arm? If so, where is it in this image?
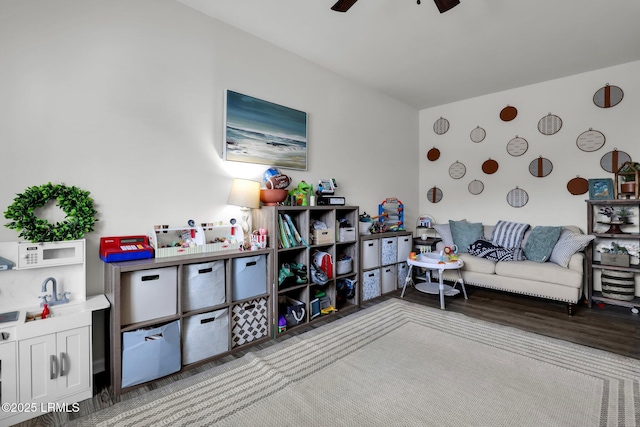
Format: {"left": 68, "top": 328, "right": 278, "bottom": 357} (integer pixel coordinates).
{"left": 567, "top": 251, "right": 585, "bottom": 272}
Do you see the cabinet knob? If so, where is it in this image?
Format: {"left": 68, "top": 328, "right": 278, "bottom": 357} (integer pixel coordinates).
{"left": 0, "top": 331, "right": 9, "bottom": 341}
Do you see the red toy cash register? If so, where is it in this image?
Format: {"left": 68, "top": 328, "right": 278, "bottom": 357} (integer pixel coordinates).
{"left": 100, "top": 235, "right": 154, "bottom": 262}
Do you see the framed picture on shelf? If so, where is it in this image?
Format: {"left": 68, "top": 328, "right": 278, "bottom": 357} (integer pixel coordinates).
{"left": 588, "top": 178, "right": 614, "bottom": 200}
{"left": 224, "top": 90, "right": 308, "bottom": 170}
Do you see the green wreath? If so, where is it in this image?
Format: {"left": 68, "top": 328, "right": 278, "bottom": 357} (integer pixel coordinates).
{"left": 4, "top": 182, "right": 98, "bottom": 242}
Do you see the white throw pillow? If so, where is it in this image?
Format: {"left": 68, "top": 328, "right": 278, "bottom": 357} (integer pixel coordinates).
{"left": 549, "top": 229, "right": 595, "bottom": 268}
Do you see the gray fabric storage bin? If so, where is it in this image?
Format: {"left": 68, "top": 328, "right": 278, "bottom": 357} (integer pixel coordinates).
{"left": 183, "top": 308, "right": 229, "bottom": 365}
{"left": 381, "top": 237, "right": 398, "bottom": 265}
{"left": 232, "top": 255, "right": 267, "bottom": 301}
{"left": 121, "top": 266, "right": 177, "bottom": 325}
{"left": 182, "top": 260, "right": 225, "bottom": 311}
{"left": 121, "top": 320, "right": 181, "bottom": 388}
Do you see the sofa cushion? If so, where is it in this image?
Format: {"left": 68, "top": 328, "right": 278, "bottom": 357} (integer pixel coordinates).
{"left": 468, "top": 239, "right": 525, "bottom": 262}
{"left": 550, "top": 229, "right": 595, "bottom": 268}
{"left": 434, "top": 223, "right": 455, "bottom": 247}
{"left": 459, "top": 253, "right": 496, "bottom": 274}
{"left": 491, "top": 220, "right": 530, "bottom": 249}
{"left": 523, "top": 226, "right": 562, "bottom": 263}
{"left": 449, "top": 220, "right": 483, "bottom": 253}
{"left": 495, "top": 259, "right": 582, "bottom": 288}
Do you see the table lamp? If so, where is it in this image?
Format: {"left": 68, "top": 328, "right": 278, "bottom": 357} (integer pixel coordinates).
{"left": 227, "top": 178, "right": 261, "bottom": 247}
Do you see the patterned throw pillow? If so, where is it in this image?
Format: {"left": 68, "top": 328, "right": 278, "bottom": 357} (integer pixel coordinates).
{"left": 468, "top": 239, "right": 525, "bottom": 262}
{"left": 491, "top": 220, "right": 530, "bottom": 249}
{"left": 549, "top": 229, "right": 595, "bottom": 268}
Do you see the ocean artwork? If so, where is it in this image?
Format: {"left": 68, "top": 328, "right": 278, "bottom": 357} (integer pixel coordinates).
{"left": 224, "top": 90, "right": 307, "bottom": 170}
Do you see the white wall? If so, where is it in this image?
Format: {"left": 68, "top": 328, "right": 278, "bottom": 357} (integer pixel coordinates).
{"left": 419, "top": 60, "right": 640, "bottom": 231}
{"left": 0, "top": 0, "right": 419, "bottom": 299}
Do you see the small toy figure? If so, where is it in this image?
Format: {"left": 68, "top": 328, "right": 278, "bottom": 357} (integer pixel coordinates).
{"left": 288, "top": 181, "right": 313, "bottom": 206}
{"left": 443, "top": 245, "right": 459, "bottom": 262}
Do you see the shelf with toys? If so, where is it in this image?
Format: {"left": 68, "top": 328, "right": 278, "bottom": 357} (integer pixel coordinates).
{"left": 252, "top": 168, "right": 359, "bottom": 336}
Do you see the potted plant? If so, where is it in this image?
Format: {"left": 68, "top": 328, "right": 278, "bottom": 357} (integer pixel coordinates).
{"left": 616, "top": 206, "right": 634, "bottom": 224}
{"left": 598, "top": 241, "right": 630, "bottom": 267}
{"left": 618, "top": 162, "right": 640, "bottom": 194}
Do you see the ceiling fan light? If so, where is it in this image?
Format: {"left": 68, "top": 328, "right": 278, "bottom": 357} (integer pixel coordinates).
{"left": 434, "top": 0, "right": 460, "bottom": 13}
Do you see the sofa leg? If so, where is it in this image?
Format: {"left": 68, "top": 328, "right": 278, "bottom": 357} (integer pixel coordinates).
{"left": 566, "top": 303, "right": 576, "bottom": 316}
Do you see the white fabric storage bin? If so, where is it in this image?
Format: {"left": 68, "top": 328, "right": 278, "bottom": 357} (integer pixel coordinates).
{"left": 381, "top": 237, "right": 398, "bottom": 265}
{"left": 232, "top": 255, "right": 267, "bottom": 301}
{"left": 183, "top": 308, "right": 229, "bottom": 365}
{"left": 397, "top": 235, "right": 412, "bottom": 263}
{"left": 182, "top": 261, "right": 225, "bottom": 311}
{"left": 362, "top": 269, "right": 381, "bottom": 301}
{"left": 121, "top": 320, "right": 181, "bottom": 388}
{"left": 362, "top": 239, "right": 380, "bottom": 270}
{"left": 381, "top": 264, "right": 397, "bottom": 294}
{"left": 121, "top": 267, "right": 177, "bottom": 325}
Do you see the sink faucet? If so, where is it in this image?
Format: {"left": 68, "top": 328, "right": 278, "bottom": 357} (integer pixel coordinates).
{"left": 41, "top": 277, "right": 69, "bottom": 307}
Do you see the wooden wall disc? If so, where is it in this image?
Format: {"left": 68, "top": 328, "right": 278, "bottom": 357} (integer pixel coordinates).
{"left": 470, "top": 126, "right": 486, "bottom": 143}
{"left": 567, "top": 177, "right": 589, "bottom": 195}
{"left": 427, "top": 186, "right": 443, "bottom": 203}
{"left": 506, "top": 136, "right": 528, "bottom": 157}
{"left": 593, "top": 84, "right": 624, "bottom": 108}
{"left": 468, "top": 180, "right": 484, "bottom": 195}
{"left": 449, "top": 161, "right": 466, "bottom": 179}
{"left": 529, "top": 156, "right": 553, "bottom": 177}
{"left": 500, "top": 105, "right": 517, "bottom": 121}
{"left": 600, "top": 149, "right": 631, "bottom": 173}
{"left": 538, "top": 113, "right": 562, "bottom": 135}
{"left": 427, "top": 147, "right": 441, "bottom": 161}
{"left": 433, "top": 117, "right": 450, "bottom": 135}
{"left": 507, "top": 187, "right": 529, "bottom": 208}
{"left": 576, "top": 129, "right": 606, "bottom": 152}
{"left": 482, "top": 158, "right": 499, "bottom": 174}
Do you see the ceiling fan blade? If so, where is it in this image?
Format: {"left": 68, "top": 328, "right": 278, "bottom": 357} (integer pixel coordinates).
{"left": 434, "top": 0, "right": 460, "bottom": 13}
{"left": 331, "top": 0, "right": 358, "bottom": 12}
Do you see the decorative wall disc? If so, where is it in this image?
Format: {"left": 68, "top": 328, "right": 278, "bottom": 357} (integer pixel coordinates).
{"left": 468, "top": 180, "right": 484, "bottom": 195}
{"left": 500, "top": 105, "right": 518, "bottom": 122}
{"left": 529, "top": 156, "right": 553, "bottom": 177}
{"left": 600, "top": 149, "right": 631, "bottom": 173}
{"left": 576, "top": 128, "right": 606, "bottom": 152}
{"left": 482, "top": 158, "right": 499, "bottom": 174}
{"left": 507, "top": 187, "right": 529, "bottom": 208}
{"left": 567, "top": 176, "right": 589, "bottom": 195}
{"left": 427, "top": 147, "right": 441, "bottom": 161}
{"left": 593, "top": 84, "right": 624, "bottom": 108}
{"left": 427, "top": 186, "right": 443, "bottom": 203}
{"left": 433, "top": 117, "right": 450, "bottom": 135}
{"left": 449, "top": 161, "right": 466, "bottom": 179}
{"left": 538, "top": 113, "right": 562, "bottom": 135}
{"left": 470, "top": 126, "right": 486, "bottom": 143}
{"left": 506, "top": 136, "right": 528, "bottom": 157}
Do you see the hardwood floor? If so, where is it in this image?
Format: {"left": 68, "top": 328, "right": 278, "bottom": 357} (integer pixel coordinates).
{"left": 13, "top": 285, "right": 640, "bottom": 426}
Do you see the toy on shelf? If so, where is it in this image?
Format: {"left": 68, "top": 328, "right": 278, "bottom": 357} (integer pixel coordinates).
{"left": 378, "top": 198, "right": 404, "bottom": 231}
{"left": 288, "top": 181, "right": 313, "bottom": 206}
{"left": 316, "top": 178, "right": 346, "bottom": 205}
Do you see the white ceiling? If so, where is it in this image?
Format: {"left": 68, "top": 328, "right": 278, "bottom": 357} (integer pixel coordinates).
{"left": 178, "top": 0, "right": 640, "bottom": 110}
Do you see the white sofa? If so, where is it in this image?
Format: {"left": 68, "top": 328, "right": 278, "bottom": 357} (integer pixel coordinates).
{"left": 434, "top": 223, "right": 593, "bottom": 315}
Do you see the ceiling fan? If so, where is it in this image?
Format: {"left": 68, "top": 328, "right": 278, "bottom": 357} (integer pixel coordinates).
{"left": 331, "top": 0, "right": 460, "bottom": 13}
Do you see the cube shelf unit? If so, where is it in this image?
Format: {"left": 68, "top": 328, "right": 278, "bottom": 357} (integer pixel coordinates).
{"left": 104, "top": 247, "right": 272, "bottom": 400}
{"left": 586, "top": 199, "right": 640, "bottom": 309}
{"left": 360, "top": 231, "right": 413, "bottom": 302}
{"left": 252, "top": 206, "right": 360, "bottom": 336}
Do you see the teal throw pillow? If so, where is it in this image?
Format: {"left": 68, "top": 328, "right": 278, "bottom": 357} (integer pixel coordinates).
{"left": 523, "top": 226, "right": 562, "bottom": 263}
{"left": 449, "top": 220, "right": 483, "bottom": 253}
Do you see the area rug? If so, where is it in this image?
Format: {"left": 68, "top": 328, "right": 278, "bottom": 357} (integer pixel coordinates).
{"left": 72, "top": 299, "right": 640, "bottom": 427}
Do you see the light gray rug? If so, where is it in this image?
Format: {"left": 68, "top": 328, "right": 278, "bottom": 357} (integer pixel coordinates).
{"left": 72, "top": 299, "right": 640, "bottom": 427}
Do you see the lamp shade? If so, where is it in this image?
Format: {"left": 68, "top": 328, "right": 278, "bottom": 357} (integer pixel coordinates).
{"left": 227, "top": 178, "right": 261, "bottom": 209}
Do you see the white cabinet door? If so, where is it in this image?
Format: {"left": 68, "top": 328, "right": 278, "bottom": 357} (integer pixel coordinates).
{"left": 56, "top": 327, "right": 91, "bottom": 398}
{"left": 0, "top": 341, "right": 18, "bottom": 420}
{"left": 19, "top": 334, "right": 57, "bottom": 404}
{"left": 19, "top": 327, "right": 91, "bottom": 403}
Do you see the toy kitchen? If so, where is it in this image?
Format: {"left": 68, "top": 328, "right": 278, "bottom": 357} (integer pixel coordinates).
{"left": 0, "top": 239, "right": 109, "bottom": 426}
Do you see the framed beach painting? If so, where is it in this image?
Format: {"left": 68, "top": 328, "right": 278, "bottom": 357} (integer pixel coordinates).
{"left": 588, "top": 178, "right": 614, "bottom": 200}
{"left": 224, "top": 90, "right": 308, "bottom": 170}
